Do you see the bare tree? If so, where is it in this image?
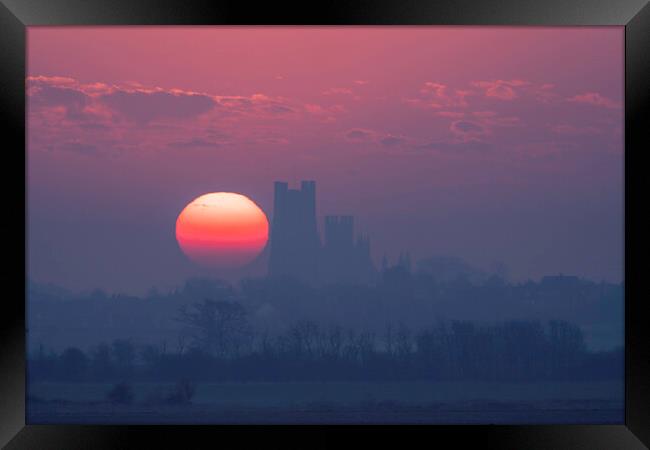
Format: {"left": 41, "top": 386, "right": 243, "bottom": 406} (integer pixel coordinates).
{"left": 111, "top": 339, "right": 136, "bottom": 375}
{"left": 286, "top": 320, "right": 319, "bottom": 359}
{"left": 177, "top": 299, "right": 251, "bottom": 358}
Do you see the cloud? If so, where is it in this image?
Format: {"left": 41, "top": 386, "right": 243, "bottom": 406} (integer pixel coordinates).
{"left": 79, "top": 122, "right": 110, "bottom": 131}
{"left": 345, "top": 129, "right": 374, "bottom": 141}
{"left": 421, "top": 82, "right": 448, "bottom": 97}
{"left": 210, "top": 94, "right": 298, "bottom": 119}
{"left": 303, "top": 103, "right": 345, "bottom": 123}
{"left": 323, "top": 87, "right": 354, "bottom": 96}
{"left": 380, "top": 135, "right": 407, "bottom": 147}
{"left": 482, "top": 115, "right": 521, "bottom": 127}
{"left": 451, "top": 120, "right": 484, "bottom": 134}
{"left": 100, "top": 90, "right": 215, "bottom": 123}
{"left": 472, "top": 81, "right": 515, "bottom": 100}
{"left": 471, "top": 79, "right": 563, "bottom": 104}
{"left": 28, "top": 75, "right": 308, "bottom": 158}
{"left": 27, "top": 75, "right": 77, "bottom": 86}
{"left": 551, "top": 124, "right": 602, "bottom": 135}
{"left": 449, "top": 120, "right": 490, "bottom": 143}
{"left": 471, "top": 80, "right": 530, "bottom": 100}
{"left": 28, "top": 75, "right": 296, "bottom": 126}
{"left": 304, "top": 104, "right": 328, "bottom": 115}
{"left": 167, "top": 138, "right": 220, "bottom": 149}
{"left": 263, "top": 104, "right": 295, "bottom": 114}
{"left": 412, "top": 82, "right": 470, "bottom": 109}
{"left": 57, "top": 142, "right": 98, "bottom": 154}
{"left": 254, "top": 136, "right": 290, "bottom": 145}
{"left": 472, "top": 111, "right": 497, "bottom": 118}
{"left": 402, "top": 98, "right": 424, "bottom": 107}
{"left": 436, "top": 111, "right": 465, "bottom": 119}
{"left": 409, "top": 79, "right": 566, "bottom": 115}
{"left": 568, "top": 92, "right": 620, "bottom": 109}
{"left": 344, "top": 129, "right": 409, "bottom": 148}
{"left": 29, "top": 84, "right": 89, "bottom": 118}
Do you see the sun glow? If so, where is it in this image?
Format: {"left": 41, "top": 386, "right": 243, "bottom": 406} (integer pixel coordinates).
{"left": 175, "top": 192, "right": 269, "bottom": 268}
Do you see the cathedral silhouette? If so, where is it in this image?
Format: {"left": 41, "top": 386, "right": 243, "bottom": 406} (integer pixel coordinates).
{"left": 268, "top": 180, "right": 376, "bottom": 285}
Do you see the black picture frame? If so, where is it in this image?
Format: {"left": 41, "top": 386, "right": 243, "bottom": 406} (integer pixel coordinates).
{"left": 1, "top": 0, "right": 648, "bottom": 448}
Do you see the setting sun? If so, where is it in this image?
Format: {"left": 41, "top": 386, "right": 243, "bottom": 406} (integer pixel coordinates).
{"left": 175, "top": 192, "right": 269, "bottom": 268}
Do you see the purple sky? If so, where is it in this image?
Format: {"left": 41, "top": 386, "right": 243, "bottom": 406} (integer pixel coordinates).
{"left": 27, "top": 27, "right": 624, "bottom": 294}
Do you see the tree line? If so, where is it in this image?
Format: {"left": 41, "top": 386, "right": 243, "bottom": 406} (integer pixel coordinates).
{"left": 28, "top": 299, "right": 623, "bottom": 383}
{"left": 28, "top": 271, "right": 624, "bottom": 354}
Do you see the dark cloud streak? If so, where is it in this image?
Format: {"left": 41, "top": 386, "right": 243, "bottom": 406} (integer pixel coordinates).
{"left": 100, "top": 90, "right": 215, "bottom": 124}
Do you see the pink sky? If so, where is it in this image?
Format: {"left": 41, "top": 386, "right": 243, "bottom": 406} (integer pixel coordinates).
{"left": 27, "top": 27, "right": 624, "bottom": 294}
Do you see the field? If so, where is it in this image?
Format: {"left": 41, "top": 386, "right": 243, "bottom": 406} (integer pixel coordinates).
{"left": 27, "top": 380, "right": 624, "bottom": 424}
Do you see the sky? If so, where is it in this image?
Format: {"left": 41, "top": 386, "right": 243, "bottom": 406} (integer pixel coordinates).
{"left": 26, "top": 26, "right": 624, "bottom": 295}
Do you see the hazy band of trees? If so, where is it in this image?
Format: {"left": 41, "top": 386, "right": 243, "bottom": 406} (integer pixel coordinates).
{"left": 29, "top": 298, "right": 622, "bottom": 384}
{"left": 28, "top": 258, "right": 623, "bottom": 384}
{"left": 28, "top": 257, "right": 624, "bottom": 353}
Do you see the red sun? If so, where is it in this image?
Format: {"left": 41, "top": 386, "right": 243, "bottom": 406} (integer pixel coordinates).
{"left": 175, "top": 192, "right": 269, "bottom": 268}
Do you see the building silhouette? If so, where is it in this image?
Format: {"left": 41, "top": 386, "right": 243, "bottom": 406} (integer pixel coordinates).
{"left": 268, "top": 181, "right": 320, "bottom": 283}
{"left": 320, "top": 216, "right": 375, "bottom": 285}
{"left": 268, "top": 180, "right": 376, "bottom": 285}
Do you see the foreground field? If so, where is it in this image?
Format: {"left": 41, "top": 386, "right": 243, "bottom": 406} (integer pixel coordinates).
{"left": 28, "top": 380, "right": 624, "bottom": 424}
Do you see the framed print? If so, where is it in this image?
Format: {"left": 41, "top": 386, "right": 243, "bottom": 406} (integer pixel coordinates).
{"left": 1, "top": 0, "right": 649, "bottom": 448}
